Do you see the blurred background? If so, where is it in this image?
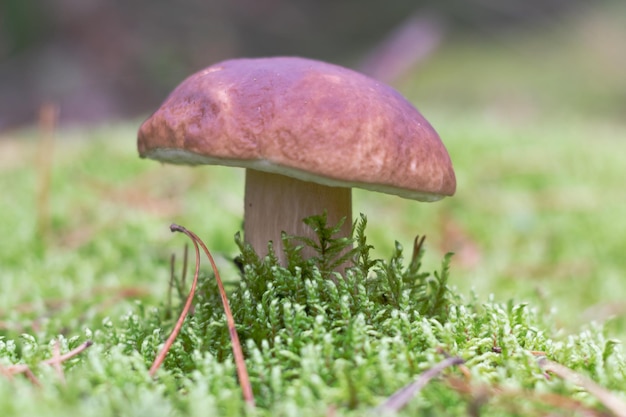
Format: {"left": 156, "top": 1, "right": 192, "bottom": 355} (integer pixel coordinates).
{"left": 1, "top": 0, "right": 624, "bottom": 130}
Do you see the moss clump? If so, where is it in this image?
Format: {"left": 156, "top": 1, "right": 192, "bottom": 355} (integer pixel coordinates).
{"left": 1, "top": 214, "right": 624, "bottom": 416}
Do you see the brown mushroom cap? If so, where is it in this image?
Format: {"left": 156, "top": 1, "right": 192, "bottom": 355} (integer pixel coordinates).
{"left": 138, "top": 56, "right": 456, "bottom": 200}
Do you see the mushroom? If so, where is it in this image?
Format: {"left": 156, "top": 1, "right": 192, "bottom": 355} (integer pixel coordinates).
{"left": 137, "top": 56, "right": 455, "bottom": 264}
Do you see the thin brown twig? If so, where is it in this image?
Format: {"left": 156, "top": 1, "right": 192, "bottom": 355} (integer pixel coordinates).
{"left": 149, "top": 233, "right": 201, "bottom": 377}
{"left": 36, "top": 103, "right": 58, "bottom": 240}
{"left": 43, "top": 340, "right": 93, "bottom": 367}
{"left": 438, "top": 348, "right": 471, "bottom": 380}
{"left": 168, "top": 224, "right": 255, "bottom": 407}
{"left": 539, "top": 358, "right": 626, "bottom": 417}
{"left": 182, "top": 243, "right": 189, "bottom": 290}
{"left": 447, "top": 375, "right": 616, "bottom": 417}
{"left": 0, "top": 363, "right": 13, "bottom": 381}
{"left": 2, "top": 340, "right": 92, "bottom": 385}
{"left": 51, "top": 340, "right": 66, "bottom": 384}
{"left": 375, "top": 356, "right": 465, "bottom": 413}
{"left": 168, "top": 252, "right": 176, "bottom": 314}
{"left": 23, "top": 368, "right": 42, "bottom": 387}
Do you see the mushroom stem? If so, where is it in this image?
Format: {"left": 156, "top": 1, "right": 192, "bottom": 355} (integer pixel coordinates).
{"left": 244, "top": 169, "right": 352, "bottom": 265}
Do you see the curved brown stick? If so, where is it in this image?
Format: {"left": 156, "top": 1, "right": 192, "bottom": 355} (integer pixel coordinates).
{"left": 155, "top": 224, "right": 255, "bottom": 408}
{"left": 149, "top": 232, "right": 201, "bottom": 378}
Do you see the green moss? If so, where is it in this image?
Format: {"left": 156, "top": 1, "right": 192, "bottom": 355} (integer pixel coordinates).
{"left": 2, "top": 7, "right": 626, "bottom": 413}
{"left": 2, "top": 214, "right": 624, "bottom": 416}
